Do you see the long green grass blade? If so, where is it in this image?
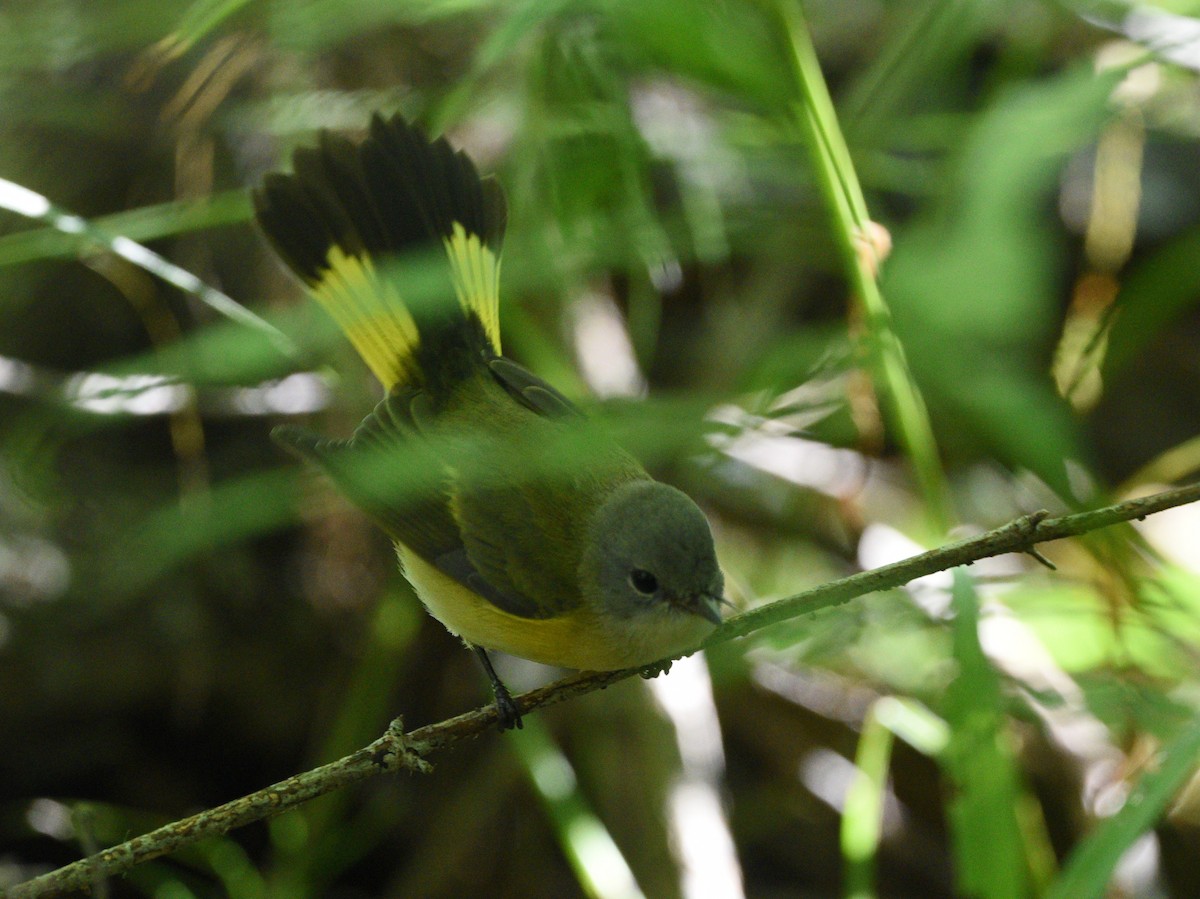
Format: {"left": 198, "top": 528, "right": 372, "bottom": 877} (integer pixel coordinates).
{"left": 776, "top": 0, "right": 951, "bottom": 532}
{"left": 841, "top": 704, "right": 895, "bottom": 899}
{"left": 509, "top": 718, "right": 645, "bottom": 899}
{"left": 1047, "top": 715, "right": 1200, "bottom": 899}
{"left": 0, "top": 178, "right": 296, "bottom": 358}
{"left": 943, "top": 569, "right": 1033, "bottom": 899}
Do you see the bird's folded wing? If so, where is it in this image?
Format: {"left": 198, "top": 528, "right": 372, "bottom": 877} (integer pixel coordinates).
{"left": 275, "top": 386, "right": 566, "bottom": 619}
{"left": 487, "top": 357, "right": 581, "bottom": 419}
{"left": 272, "top": 390, "right": 460, "bottom": 564}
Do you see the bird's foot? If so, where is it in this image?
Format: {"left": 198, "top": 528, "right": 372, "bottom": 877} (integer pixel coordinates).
{"left": 492, "top": 679, "right": 524, "bottom": 731}
{"left": 638, "top": 659, "right": 673, "bottom": 680}
{"left": 473, "top": 645, "right": 523, "bottom": 731}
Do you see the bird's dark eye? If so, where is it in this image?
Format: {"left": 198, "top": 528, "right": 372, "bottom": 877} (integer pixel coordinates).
{"left": 629, "top": 568, "right": 659, "bottom": 595}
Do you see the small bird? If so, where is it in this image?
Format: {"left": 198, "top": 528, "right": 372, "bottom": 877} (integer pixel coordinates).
{"left": 253, "top": 113, "right": 724, "bottom": 728}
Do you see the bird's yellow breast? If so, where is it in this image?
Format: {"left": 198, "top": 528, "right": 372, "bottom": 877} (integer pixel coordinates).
{"left": 398, "top": 545, "right": 710, "bottom": 671}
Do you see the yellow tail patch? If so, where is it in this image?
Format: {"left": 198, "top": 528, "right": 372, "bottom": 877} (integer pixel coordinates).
{"left": 257, "top": 116, "right": 507, "bottom": 391}
{"left": 312, "top": 227, "right": 502, "bottom": 391}
{"left": 313, "top": 247, "right": 418, "bottom": 391}
{"left": 444, "top": 222, "right": 502, "bottom": 354}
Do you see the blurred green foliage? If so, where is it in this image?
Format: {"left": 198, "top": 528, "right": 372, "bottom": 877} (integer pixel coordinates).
{"left": 3, "top": 0, "right": 1200, "bottom": 897}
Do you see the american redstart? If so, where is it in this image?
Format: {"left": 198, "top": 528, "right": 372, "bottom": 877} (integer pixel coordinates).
{"left": 253, "top": 114, "right": 724, "bottom": 728}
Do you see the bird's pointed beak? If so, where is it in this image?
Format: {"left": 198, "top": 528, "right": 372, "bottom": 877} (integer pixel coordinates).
{"left": 686, "top": 592, "right": 725, "bottom": 626}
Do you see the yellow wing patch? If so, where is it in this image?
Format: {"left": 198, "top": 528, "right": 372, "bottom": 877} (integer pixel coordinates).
{"left": 444, "top": 222, "right": 502, "bottom": 353}
{"left": 313, "top": 247, "right": 418, "bottom": 391}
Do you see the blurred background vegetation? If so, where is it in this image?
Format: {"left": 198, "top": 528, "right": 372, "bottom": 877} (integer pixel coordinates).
{"left": 2, "top": 0, "right": 1200, "bottom": 896}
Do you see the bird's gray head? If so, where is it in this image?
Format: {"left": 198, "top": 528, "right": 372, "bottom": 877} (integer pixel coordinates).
{"left": 580, "top": 479, "right": 724, "bottom": 629}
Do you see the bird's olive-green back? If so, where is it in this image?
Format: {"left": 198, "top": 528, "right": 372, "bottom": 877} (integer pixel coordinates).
{"left": 438, "top": 368, "right": 648, "bottom": 618}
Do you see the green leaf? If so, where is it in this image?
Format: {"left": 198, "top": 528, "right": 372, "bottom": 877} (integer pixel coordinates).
{"left": 843, "top": 698, "right": 952, "bottom": 899}
{"left": 841, "top": 704, "right": 896, "bottom": 899}
{"left": 509, "top": 717, "right": 645, "bottom": 899}
{"left": 884, "top": 65, "right": 1122, "bottom": 498}
{"left": 942, "top": 569, "right": 1031, "bottom": 899}
{"left": 0, "top": 191, "right": 251, "bottom": 267}
{"left": 1102, "top": 225, "right": 1200, "bottom": 378}
{"left": 607, "top": 0, "right": 793, "bottom": 110}
{"left": 1047, "top": 714, "right": 1200, "bottom": 899}
{"left": 779, "top": 0, "right": 951, "bottom": 530}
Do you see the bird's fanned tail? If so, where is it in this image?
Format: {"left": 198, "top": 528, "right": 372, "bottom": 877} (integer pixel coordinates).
{"left": 252, "top": 114, "right": 507, "bottom": 393}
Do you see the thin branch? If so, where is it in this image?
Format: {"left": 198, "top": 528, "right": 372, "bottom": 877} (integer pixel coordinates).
{"left": 11, "top": 481, "right": 1200, "bottom": 898}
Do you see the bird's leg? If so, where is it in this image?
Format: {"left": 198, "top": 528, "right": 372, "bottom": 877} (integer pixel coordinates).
{"left": 473, "top": 646, "right": 523, "bottom": 731}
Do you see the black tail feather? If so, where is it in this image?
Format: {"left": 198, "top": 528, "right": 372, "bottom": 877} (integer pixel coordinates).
{"left": 252, "top": 113, "right": 508, "bottom": 391}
